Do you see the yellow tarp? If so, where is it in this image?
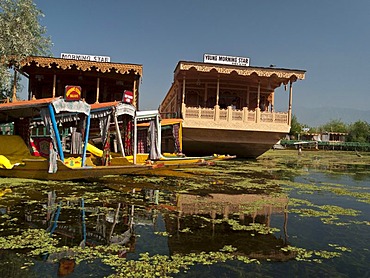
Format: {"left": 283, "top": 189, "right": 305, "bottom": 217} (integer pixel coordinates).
{"left": 86, "top": 143, "right": 103, "bottom": 157}
{"left": 0, "top": 135, "right": 45, "bottom": 169}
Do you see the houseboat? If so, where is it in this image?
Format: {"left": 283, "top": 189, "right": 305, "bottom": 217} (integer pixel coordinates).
{"left": 13, "top": 54, "right": 142, "bottom": 106}
{"left": 160, "top": 55, "right": 306, "bottom": 158}
{"left": 0, "top": 55, "right": 218, "bottom": 180}
{"left": 9, "top": 55, "right": 231, "bottom": 164}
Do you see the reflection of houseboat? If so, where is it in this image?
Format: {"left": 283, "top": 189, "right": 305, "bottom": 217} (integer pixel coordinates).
{"left": 160, "top": 57, "right": 306, "bottom": 158}
{"left": 164, "top": 192, "right": 294, "bottom": 261}
{"left": 24, "top": 192, "right": 136, "bottom": 264}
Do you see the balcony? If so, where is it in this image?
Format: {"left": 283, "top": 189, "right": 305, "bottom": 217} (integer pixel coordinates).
{"left": 180, "top": 104, "right": 290, "bottom": 132}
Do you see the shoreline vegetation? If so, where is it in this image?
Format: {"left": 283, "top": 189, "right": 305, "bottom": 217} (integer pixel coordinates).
{"left": 259, "top": 149, "right": 370, "bottom": 168}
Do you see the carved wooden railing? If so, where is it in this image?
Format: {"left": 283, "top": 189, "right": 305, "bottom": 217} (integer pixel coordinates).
{"left": 183, "top": 105, "right": 289, "bottom": 124}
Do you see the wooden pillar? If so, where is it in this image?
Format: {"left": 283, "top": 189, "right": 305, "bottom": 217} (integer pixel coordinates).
{"left": 12, "top": 70, "right": 17, "bottom": 102}
{"left": 246, "top": 86, "right": 250, "bottom": 108}
{"left": 28, "top": 76, "right": 32, "bottom": 100}
{"left": 257, "top": 82, "right": 261, "bottom": 109}
{"left": 256, "top": 82, "right": 261, "bottom": 123}
{"left": 95, "top": 77, "right": 100, "bottom": 103}
{"left": 133, "top": 78, "right": 137, "bottom": 108}
{"left": 271, "top": 91, "right": 275, "bottom": 112}
{"left": 216, "top": 77, "right": 220, "bottom": 106}
{"left": 204, "top": 83, "right": 208, "bottom": 107}
{"left": 181, "top": 76, "right": 186, "bottom": 104}
{"left": 52, "top": 74, "right": 56, "bottom": 98}
{"left": 288, "top": 81, "right": 293, "bottom": 125}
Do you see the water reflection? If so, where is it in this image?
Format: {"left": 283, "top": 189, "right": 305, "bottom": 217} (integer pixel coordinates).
{"left": 166, "top": 193, "right": 293, "bottom": 261}
{"left": 0, "top": 180, "right": 295, "bottom": 276}
{"left": 1, "top": 151, "right": 369, "bottom": 277}
{"left": 25, "top": 190, "right": 136, "bottom": 253}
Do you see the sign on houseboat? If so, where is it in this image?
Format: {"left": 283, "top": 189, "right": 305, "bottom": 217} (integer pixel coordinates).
{"left": 65, "top": 85, "right": 82, "bottom": 101}
{"left": 123, "top": 90, "right": 133, "bottom": 104}
{"left": 61, "top": 53, "right": 111, "bottom": 63}
{"left": 203, "top": 53, "right": 250, "bottom": 66}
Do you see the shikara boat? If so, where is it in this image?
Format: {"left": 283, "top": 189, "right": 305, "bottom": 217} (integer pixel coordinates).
{"left": 89, "top": 101, "right": 235, "bottom": 167}
{"left": 0, "top": 98, "right": 208, "bottom": 181}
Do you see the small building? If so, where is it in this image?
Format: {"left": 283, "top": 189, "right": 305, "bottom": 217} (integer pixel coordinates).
{"left": 321, "top": 132, "right": 347, "bottom": 143}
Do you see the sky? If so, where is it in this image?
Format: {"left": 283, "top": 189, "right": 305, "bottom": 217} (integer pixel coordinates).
{"left": 28, "top": 0, "right": 370, "bottom": 119}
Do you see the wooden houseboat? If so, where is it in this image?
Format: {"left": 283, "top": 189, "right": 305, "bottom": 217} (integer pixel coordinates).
{"left": 160, "top": 57, "right": 306, "bottom": 158}
{"left": 11, "top": 55, "right": 230, "bottom": 162}
{"left": 13, "top": 55, "right": 142, "bottom": 106}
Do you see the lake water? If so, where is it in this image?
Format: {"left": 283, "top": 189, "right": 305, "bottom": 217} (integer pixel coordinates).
{"left": 0, "top": 150, "right": 369, "bottom": 277}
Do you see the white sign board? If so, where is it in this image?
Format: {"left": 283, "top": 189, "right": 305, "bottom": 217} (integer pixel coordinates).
{"left": 61, "top": 53, "right": 111, "bottom": 63}
{"left": 203, "top": 53, "right": 249, "bottom": 66}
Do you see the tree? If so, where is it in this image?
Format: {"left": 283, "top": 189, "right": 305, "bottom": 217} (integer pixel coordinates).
{"left": 347, "top": 120, "right": 370, "bottom": 143}
{"left": 0, "top": 0, "right": 52, "bottom": 100}
{"left": 289, "top": 114, "right": 302, "bottom": 139}
{"left": 318, "top": 119, "right": 348, "bottom": 133}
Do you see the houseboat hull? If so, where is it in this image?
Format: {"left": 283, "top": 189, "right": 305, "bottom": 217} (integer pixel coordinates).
{"left": 182, "top": 127, "right": 286, "bottom": 158}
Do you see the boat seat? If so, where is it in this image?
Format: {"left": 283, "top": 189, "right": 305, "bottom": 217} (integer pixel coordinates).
{"left": 0, "top": 135, "right": 45, "bottom": 169}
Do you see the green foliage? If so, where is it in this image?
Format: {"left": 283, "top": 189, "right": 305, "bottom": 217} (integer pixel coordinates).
{"left": 289, "top": 114, "right": 302, "bottom": 138}
{"left": 318, "top": 119, "right": 348, "bottom": 133}
{"left": 347, "top": 120, "right": 370, "bottom": 143}
{"left": 0, "top": 0, "right": 52, "bottom": 99}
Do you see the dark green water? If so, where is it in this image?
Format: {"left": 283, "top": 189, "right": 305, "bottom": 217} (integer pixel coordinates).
{"left": 0, "top": 152, "right": 369, "bottom": 277}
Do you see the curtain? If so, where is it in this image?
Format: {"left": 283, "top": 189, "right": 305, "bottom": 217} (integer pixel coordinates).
{"left": 40, "top": 108, "right": 58, "bottom": 173}
{"left": 172, "top": 124, "right": 182, "bottom": 154}
{"left": 149, "top": 120, "right": 161, "bottom": 160}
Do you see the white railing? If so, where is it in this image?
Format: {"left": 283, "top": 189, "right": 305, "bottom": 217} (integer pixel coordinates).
{"left": 183, "top": 105, "right": 289, "bottom": 125}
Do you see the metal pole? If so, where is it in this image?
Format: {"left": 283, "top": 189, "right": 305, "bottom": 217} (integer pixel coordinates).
{"left": 48, "top": 104, "right": 64, "bottom": 161}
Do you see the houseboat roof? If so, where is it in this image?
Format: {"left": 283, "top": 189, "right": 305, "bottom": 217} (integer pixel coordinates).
{"left": 174, "top": 61, "right": 306, "bottom": 83}
{"left": 19, "top": 56, "right": 143, "bottom": 76}
{"left": 90, "top": 101, "right": 120, "bottom": 110}
{"left": 0, "top": 97, "right": 90, "bottom": 123}
{"left": 90, "top": 101, "right": 136, "bottom": 118}
{"left": 0, "top": 98, "right": 57, "bottom": 123}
